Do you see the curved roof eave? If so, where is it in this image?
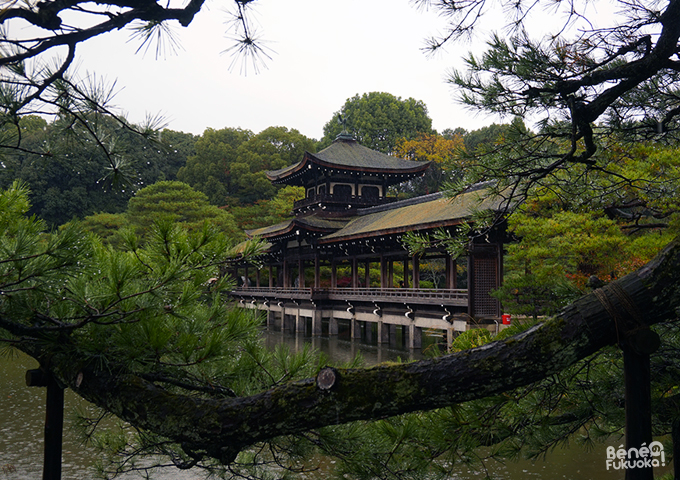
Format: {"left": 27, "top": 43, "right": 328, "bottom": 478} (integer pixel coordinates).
{"left": 246, "top": 215, "right": 350, "bottom": 240}
{"left": 266, "top": 139, "right": 431, "bottom": 184}
{"left": 318, "top": 219, "right": 466, "bottom": 244}
{"left": 307, "top": 154, "right": 431, "bottom": 175}
{"left": 265, "top": 153, "right": 312, "bottom": 183}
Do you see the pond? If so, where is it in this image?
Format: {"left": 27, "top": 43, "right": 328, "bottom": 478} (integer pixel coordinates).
{"left": 0, "top": 331, "right": 667, "bottom": 479}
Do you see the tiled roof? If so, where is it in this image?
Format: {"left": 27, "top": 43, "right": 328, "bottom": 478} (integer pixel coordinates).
{"left": 319, "top": 188, "right": 504, "bottom": 243}
{"left": 245, "top": 186, "right": 505, "bottom": 245}
{"left": 246, "top": 216, "right": 350, "bottom": 239}
{"left": 311, "top": 138, "right": 429, "bottom": 170}
{"left": 266, "top": 137, "right": 429, "bottom": 182}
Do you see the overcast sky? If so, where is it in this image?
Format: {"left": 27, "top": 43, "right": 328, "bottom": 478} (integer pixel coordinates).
{"left": 69, "top": 0, "right": 508, "bottom": 141}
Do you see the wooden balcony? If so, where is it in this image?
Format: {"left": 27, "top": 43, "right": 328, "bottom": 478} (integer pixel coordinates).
{"left": 293, "top": 193, "right": 395, "bottom": 211}
{"left": 231, "top": 287, "right": 468, "bottom": 307}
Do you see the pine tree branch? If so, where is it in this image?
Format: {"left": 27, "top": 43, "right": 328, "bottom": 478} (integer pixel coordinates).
{"left": 24, "top": 238, "right": 680, "bottom": 465}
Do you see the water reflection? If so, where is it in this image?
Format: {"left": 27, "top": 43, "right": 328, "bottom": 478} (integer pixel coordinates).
{"left": 262, "top": 329, "right": 424, "bottom": 366}
{"left": 0, "top": 353, "right": 97, "bottom": 480}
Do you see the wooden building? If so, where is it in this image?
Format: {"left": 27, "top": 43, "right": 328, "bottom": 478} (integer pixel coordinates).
{"left": 231, "top": 133, "right": 506, "bottom": 349}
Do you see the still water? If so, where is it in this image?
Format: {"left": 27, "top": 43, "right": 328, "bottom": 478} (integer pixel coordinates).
{"left": 0, "top": 330, "right": 663, "bottom": 479}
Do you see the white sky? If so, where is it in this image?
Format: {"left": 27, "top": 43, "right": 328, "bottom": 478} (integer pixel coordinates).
{"left": 70, "top": 0, "right": 503, "bottom": 140}
{"left": 11, "top": 0, "right": 620, "bottom": 140}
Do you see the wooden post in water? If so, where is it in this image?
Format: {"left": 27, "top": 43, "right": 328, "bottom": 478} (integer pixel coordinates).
{"left": 26, "top": 368, "right": 65, "bottom": 480}
{"left": 672, "top": 421, "right": 680, "bottom": 480}
{"left": 623, "top": 344, "right": 652, "bottom": 480}
{"left": 592, "top": 284, "right": 660, "bottom": 480}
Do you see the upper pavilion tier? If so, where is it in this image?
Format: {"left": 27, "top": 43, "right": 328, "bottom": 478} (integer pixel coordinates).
{"left": 266, "top": 134, "right": 430, "bottom": 185}
{"left": 266, "top": 134, "right": 430, "bottom": 216}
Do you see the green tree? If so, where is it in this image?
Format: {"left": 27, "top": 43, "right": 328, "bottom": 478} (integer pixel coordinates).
{"left": 229, "top": 126, "right": 315, "bottom": 205}
{"left": 177, "top": 127, "right": 253, "bottom": 205}
{"left": 126, "top": 181, "right": 242, "bottom": 240}
{"left": 461, "top": 118, "right": 527, "bottom": 153}
{"left": 178, "top": 126, "right": 314, "bottom": 206}
{"left": 78, "top": 212, "right": 128, "bottom": 248}
{"left": 2, "top": 180, "right": 680, "bottom": 480}
{"left": 230, "top": 185, "right": 305, "bottom": 230}
{"left": 0, "top": 115, "right": 195, "bottom": 226}
{"left": 490, "top": 140, "right": 680, "bottom": 318}
{"left": 495, "top": 209, "right": 673, "bottom": 318}
{"left": 319, "top": 92, "right": 434, "bottom": 153}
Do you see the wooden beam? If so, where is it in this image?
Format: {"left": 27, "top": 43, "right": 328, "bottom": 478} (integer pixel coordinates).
{"left": 27, "top": 369, "right": 65, "bottom": 480}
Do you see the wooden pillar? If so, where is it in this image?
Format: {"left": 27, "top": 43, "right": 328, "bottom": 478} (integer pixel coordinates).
{"left": 255, "top": 269, "right": 260, "bottom": 288}
{"left": 378, "top": 321, "right": 389, "bottom": 344}
{"left": 314, "top": 256, "right": 320, "bottom": 288}
{"left": 447, "top": 328, "right": 455, "bottom": 352}
{"left": 673, "top": 421, "right": 680, "bottom": 480}
{"left": 283, "top": 260, "right": 289, "bottom": 288}
{"left": 243, "top": 265, "right": 249, "bottom": 289}
{"left": 26, "top": 369, "right": 65, "bottom": 480}
{"left": 351, "top": 319, "right": 361, "bottom": 339}
{"left": 467, "top": 254, "right": 474, "bottom": 317}
{"left": 352, "top": 257, "right": 359, "bottom": 289}
{"left": 624, "top": 344, "right": 653, "bottom": 480}
{"left": 408, "top": 324, "right": 422, "bottom": 349}
{"left": 403, "top": 258, "right": 409, "bottom": 288}
{"left": 445, "top": 255, "right": 457, "bottom": 289}
{"left": 268, "top": 265, "right": 274, "bottom": 288}
{"left": 312, "top": 309, "right": 322, "bottom": 336}
{"left": 298, "top": 258, "right": 304, "bottom": 288}
{"left": 412, "top": 256, "right": 420, "bottom": 289}
{"left": 380, "top": 255, "right": 386, "bottom": 289}
{"left": 44, "top": 374, "right": 64, "bottom": 480}
{"left": 329, "top": 314, "right": 339, "bottom": 335}
{"left": 295, "top": 309, "right": 304, "bottom": 333}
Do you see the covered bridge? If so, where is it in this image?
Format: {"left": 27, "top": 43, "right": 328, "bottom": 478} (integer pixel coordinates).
{"left": 230, "top": 134, "right": 507, "bottom": 349}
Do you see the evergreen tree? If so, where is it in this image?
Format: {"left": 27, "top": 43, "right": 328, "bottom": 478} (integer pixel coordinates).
{"left": 319, "top": 92, "right": 434, "bottom": 153}
{"left": 0, "top": 115, "right": 195, "bottom": 226}
{"left": 126, "top": 181, "right": 242, "bottom": 240}
{"left": 178, "top": 126, "right": 315, "bottom": 206}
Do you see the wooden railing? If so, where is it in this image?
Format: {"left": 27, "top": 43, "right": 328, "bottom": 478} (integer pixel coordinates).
{"left": 293, "top": 193, "right": 395, "bottom": 210}
{"left": 232, "top": 287, "right": 468, "bottom": 306}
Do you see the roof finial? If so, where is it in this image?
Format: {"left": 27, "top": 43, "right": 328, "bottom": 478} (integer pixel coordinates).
{"left": 335, "top": 114, "right": 354, "bottom": 141}
{"left": 338, "top": 114, "right": 348, "bottom": 133}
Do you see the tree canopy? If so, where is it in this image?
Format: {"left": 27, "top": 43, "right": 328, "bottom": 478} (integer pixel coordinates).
{"left": 0, "top": 115, "right": 195, "bottom": 226}
{"left": 177, "top": 126, "right": 315, "bottom": 206}
{"left": 392, "top": 132, "right": 466, "bottom": 196}
{"left": 319, "top": 92, "right": 434, "bottom": 153}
